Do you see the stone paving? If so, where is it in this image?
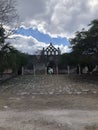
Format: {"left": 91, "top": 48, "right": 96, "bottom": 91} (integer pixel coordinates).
{"left": 0, "top": 75, "right": 98, "bottom": 130}
{"left": 0, "top": 75, "right": 98, "bottom": 96}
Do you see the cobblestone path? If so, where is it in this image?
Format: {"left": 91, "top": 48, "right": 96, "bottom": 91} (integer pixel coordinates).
{"left": 0, "top": 75, "right": 98, "bottom": 130}
{"left": 0, "top": 75, "right": 98, "bottom": 96}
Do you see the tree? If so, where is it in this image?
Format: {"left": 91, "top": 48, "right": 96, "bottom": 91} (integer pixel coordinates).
{"left": 0, "top": 2, "right": 28, "bottom": 76}
{"left": 0, "top": 0, "right": 20, "bottom": 76}
{"left": 71, "top": 19, "right": 98, "bottom": 56}
{"left": 0, "top": 0, "right": 18, "bottom": 25}
{"left": 7, "top": 49, "right": 28, "bottom": 75}
{"left": 0, "top": 38, "right": 28, "bottom": 76}
{"left": 70, "top": 19, "right": 98, "bottom": 73}
{"left": 59, "top": 53, "right": 78, "bottom": 66}
{"left": 0, "top": 0, "right": 18, "bottom": 54}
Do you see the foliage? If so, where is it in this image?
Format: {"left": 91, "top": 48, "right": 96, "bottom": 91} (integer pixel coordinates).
{"left": 60, "top": 19, "right": 98, "bottom": 73}
{"left": 0, "top": 0, "right": 28, "bottom": 76}
{"left": 70, "top": 19, "right": 98, "bottom": 66}
{"left": 59, "top": 53, "right": 77, "bottom": 66}
{"left": 0, "top": 0, "right": 18, "bottom": 25}
{"left": 0, "top": 26, "right": 28, "bottom": 76}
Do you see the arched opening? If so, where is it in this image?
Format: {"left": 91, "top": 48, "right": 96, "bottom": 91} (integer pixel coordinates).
{"left": 47, "top": 60, "right": 56, "bottom": 74}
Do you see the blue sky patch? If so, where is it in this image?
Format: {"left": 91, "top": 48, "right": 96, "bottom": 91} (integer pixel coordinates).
{"left": 15, "top": 27, "right": 70, "bottom": 46}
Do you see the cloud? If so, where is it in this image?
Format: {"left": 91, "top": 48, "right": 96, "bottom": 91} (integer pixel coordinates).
{"left": 7, "top": 34, "right": 70, "bottom": 54}
{"left": 16, "top": 0, "right": 98, "bottom": 38}
{"left": 6, "top": 0, "right": 97, "bottom": 55}
{"left": 7, "top": 34, "right": 46, "bottom": 54}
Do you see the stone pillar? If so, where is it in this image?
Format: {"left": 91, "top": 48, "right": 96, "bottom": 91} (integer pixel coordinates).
{"left": 22, "top": 66, "right": 24, "bottom": 75}
{"left": 56, "top": 64, "right": 58, "bottom": 75}
{"left": 33, "top": 64, "right": 36, "bottom": 76}
{"left": 67, "top": 65, "right": 70, "bottom": 75}
{"left": 45, "top": 65, "right": 47, "bottom": 75}
{"left": 78, "top": 65, "right": 81, "bottom": 75}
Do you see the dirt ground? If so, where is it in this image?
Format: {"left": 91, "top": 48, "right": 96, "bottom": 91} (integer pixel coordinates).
{"left": 0, "top": 75, "right": 98, "bottom": 130}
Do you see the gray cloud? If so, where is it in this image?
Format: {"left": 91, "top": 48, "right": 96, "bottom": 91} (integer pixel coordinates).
{"left": 7, "top": 34, "right": 70, "bottom": 54}
{"left": 17, "top": 0, "right": 47, "bottom": 22}
{"left": 12, "top": 0, "right": 98, "bottom": 54}
{"left": 16, "top": 0, "right": 98, "bottom": 38}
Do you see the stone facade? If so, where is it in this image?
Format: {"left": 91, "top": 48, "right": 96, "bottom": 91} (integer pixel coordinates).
{"left": 24, "top": 43, "right": 61, "bottom": 75}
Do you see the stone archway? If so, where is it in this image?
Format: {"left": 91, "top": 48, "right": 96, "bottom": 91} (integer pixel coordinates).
{"left": 47, "top": 60, "right": 56, "bottom": 74}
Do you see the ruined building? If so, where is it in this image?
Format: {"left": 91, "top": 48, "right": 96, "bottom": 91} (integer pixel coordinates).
{"left": 25, "top": 43, "right": 61, "bottom": 75}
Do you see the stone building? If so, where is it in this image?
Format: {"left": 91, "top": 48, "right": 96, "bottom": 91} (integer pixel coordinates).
{"left": 24, "top": 43, "right": 61, "bottom": 75}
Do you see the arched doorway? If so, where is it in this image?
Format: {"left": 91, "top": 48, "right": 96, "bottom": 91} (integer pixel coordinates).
{"left": 47, "top": 60, "right": 56, "bottom": 74}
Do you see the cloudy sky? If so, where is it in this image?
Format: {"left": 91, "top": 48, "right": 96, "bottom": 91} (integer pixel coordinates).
{"left": 9, "top": 0, "right": 98, "bottom": 54}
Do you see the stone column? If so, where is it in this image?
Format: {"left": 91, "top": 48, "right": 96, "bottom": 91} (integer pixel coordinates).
{"left": 33, "top": 64, "right": 36, "bottom": 76}
{"left": 45, "top": 65, "right": 47, "bottom": 75}
{"left": 22, "top": 66, "right": 24, "bottom": 75}
{"left": 79, "top": 65, "right": 81, "bottom": 75}
{"left": 67, "top": 65, "right": 70, "bottom": 75}
{"left": 56, "top": 64, "right": 58, "bottom": 75}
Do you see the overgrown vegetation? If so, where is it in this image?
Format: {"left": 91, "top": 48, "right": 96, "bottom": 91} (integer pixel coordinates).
{"left": 60, "top": 19, "right": 98, "bottom": 74}
{"left": 0, "top": 0, "right": 28, "bottom": 76}
{"left": 0, "top": 26, "right": 28, "bottom": 76}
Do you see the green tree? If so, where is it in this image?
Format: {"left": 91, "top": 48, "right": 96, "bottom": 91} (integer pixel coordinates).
{"left": 0, "top": 0, "right": 22, "bottom": 76}
{"left": 70, "top": 19, "right": 98, "bottom": 73}
{"left": 0, "top": 26, "right": 28, "bottom": 76}
{"left": 7, "top": 49, "right": 28, "bottom": 75}
{"left": 59, "top": 53, "right": 78, "bottom": 66}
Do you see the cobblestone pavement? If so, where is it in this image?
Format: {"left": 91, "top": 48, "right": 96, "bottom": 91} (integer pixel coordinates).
{"left": 0, "top": 75, "right": 98, "bottom": 130}
{"left": 0, "top": 74, "right": 98, "bottom": 96}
